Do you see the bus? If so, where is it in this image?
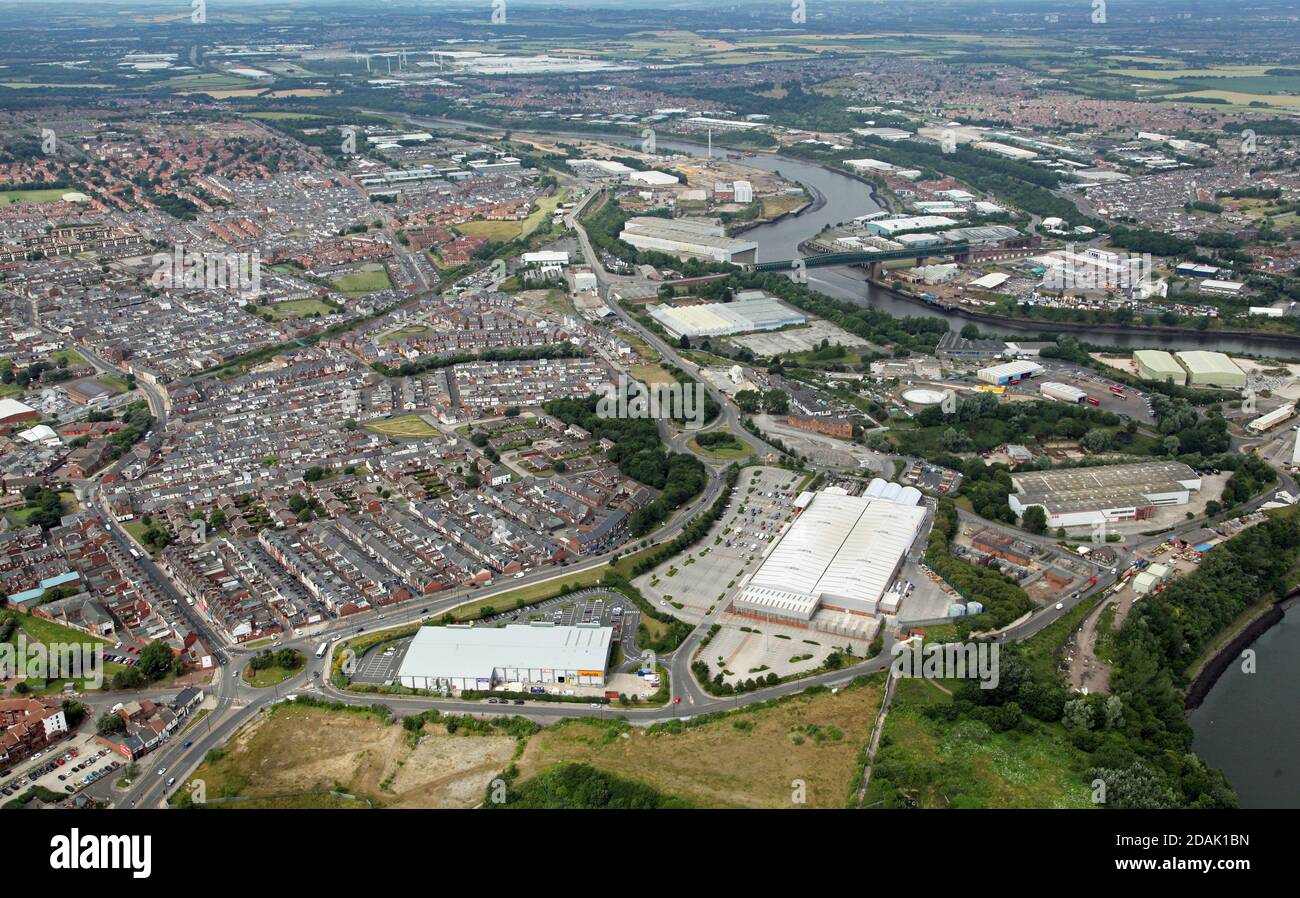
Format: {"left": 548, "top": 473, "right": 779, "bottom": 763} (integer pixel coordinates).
{"left": 315, "top": 641, "right": 328, "bottom": 659}
{"left": 1109, "top": 385, "right": 1126, "bottom": 397}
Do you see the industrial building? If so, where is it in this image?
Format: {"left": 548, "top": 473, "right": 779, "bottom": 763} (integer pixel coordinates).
{"left": 396, "top": 623, "right": 613, "bottom": 692}
{"left": 0, "top": 398, "right": 38, "bottom": 427}
{"left": 628, "top": 169, "right": 680, "bottom": 187}
{"left": 1040, "top": 381, "right": 1088, "bottom": 404}
{"left": 1134, "top": 349, "right": 1186, "bottom": 385}
{"left": 1174, "top": 351, "right": 1246, "bottom": 389}
{"left": 731, "top": 483, "right": 926, "bottom": 625}
{"left": 647, "top": 294, "right": 804, "bottom": 339}
{"left": 619, "top": 217, "right": 758, "bottom": 264}
{"left": 977, "top": 359, "right": 1044, "bottom": 386}
{"left": 865, "top": 215, "right": 958, "bottom": 237}
{"left": 1008, "top": 461, "right": 1201, "bottom": 529}
{"left": 1247, "top": 404, "right": 1295, "bottom": 434}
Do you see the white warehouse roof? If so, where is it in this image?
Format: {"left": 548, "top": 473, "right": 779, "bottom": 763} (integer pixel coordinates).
{"left": 628, "top": 169, "right": 680, "bottom": 186}
{"left": 397, "top": 624, "right": 612, "bottom": 683}
{"left": 737, "top": 486, "right": 925, "bottom": 619}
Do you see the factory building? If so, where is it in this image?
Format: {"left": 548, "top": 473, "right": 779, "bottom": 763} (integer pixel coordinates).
{"left": 1174, "top": 351, "right": 1246, "bottom": 389}
{"left": 1134, "top": 349, "right": 1186, "bottom": 385}
{"left": 396, "top": 623, "right": 613, "bottom": 692}
{"left": 628, "top": 169, "right": 680, "bottom": 187}
{"left": 619, "top": 217, "right": 758, "bottom": 264}
{"left": 865, "top": 215, "right": 959, "bottom": 237}
{"left": 647, "top": 294, "right": 804, "bottom": 339}
{"left": 0, "top": 398, "right": 38, "bottom": 427}
{"left": 1008, "top": 461, "right": 1201, "bottom": 529}
{"left": 731, "top": 483, "right": 926, "bottom": 626}
{"left": 1039, "top": 381, "right": 1088, "bottom": 404}
{"left": 977, "top": 359, "right": 1044, "bottom": 386}
{"left": 1247, "top": 405, "right": 1295, "bottom": 434}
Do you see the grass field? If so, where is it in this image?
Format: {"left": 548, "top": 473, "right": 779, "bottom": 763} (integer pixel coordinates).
{"left": 0, "top": 188, "right": 69, "bottom": 206}
{"left": 260, "top": 299, "right": 338, "bottom": 320}
{"left": 180, "top": 704, "right": 516, "bottom": 808}
{"left": 687, "top": 434, "right": 752, "bottom": 461}
{"left": 49, "top": 348, "right": 87, "bottom": 366}
{"left": 378, "top": 324, "right": 433, "bottom": 343}
{"left": 864, "top": 676, "right": 1095, "bottom": 809}
{"left": 241, "top": 658, "right": 303, "bottom": 689}
{"left": 455, "top": 192, "right": 566, "bottom": 242}
{"left": 333, "top": 266, "right": 391, "bottom": 297}
{"left": 363, "top": 414, "right": 439, "bottom": 439}
{"left": 513, "top": 680, "right": 882, "bottom": 808}
{"left": 1, "top": 613, "right": 123, "bottom": 692}
{"left": 630, "top": 363, "right": 676, "bottom": 386}
{"left": 97, "top": 374, "right": 130, "bottom": 392}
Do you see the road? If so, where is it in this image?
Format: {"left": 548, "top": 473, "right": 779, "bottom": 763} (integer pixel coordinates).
{"left": 79, "top": 179, "right": 1300, "bottom": 810}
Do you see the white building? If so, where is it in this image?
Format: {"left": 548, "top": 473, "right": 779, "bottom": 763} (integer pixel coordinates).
{"left": 397, "top": 624, "right": 613, "bottom": 691}
{"left": 629, "top": 170, "right": 680, "bottom": 187}
{"left": 1008, "top": 462, "right": 1201, "bottom": 529}
{"left": 732, "top": 484, "right": 926, "bottom": 624}
{"left": 619, "top": 217, "right": 758, "bottom": 264}
{"left": 977, "top": 359, "right": 1044, "bottom": 385}
{"left": 1040, "top": 381, "right": 1088, "bottom": 404}
{"left": 1247, "top": 405, "right": 1295, "bottom": 434}
{"left": 733, "top": 180, "right": 754, "bottom": 203}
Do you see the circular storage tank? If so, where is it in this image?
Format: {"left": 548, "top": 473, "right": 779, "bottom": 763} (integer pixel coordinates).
{"left": 902, "top": 388, "right": 949, "bottom": 407}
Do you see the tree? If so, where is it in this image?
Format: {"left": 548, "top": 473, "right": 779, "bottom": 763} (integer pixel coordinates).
{"left": 62, "top": 700, "right": 87, "bottom": 728}
{"left": 762, "top": 389, "right": 789, "bottom": 415}
{"left": 1021, "top": 505, "right": 1048, "bottom": 534}
{"left": 735, "top": 390, "right": 762, "bottom": 414}
{"left": 96, "top": 712, "right": 127, "bottom": 735}
{"left": 1082, "top": 429, "right": 1113, "bottom": 453}
{"left": 139, "top": 640, "right": 175, "bottom": 681}
{"left": 940, "top": 427, "right": 969, "bottom": 452}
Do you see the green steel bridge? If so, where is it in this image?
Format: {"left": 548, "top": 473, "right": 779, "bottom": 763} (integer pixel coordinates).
{"left": 752, "top": 241, "right": 971, "bottom": 272}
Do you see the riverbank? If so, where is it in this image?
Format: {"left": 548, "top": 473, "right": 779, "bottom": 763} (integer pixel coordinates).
{"left": 1184, "top": 592, "right": 1297, "bottom": 710}
{"left": 876, "top": 283, "right": 1300, "bottom": 351}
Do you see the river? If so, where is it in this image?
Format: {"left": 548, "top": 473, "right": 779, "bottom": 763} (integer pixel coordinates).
{"left": 404, "top": 114, "right": 1300, "bottom": 355}
{"left": 409, "top": 115, "right": 1300, "bottom": 806}
{"left": 1189, "top": 608, "right": 1300, "bottom": 809}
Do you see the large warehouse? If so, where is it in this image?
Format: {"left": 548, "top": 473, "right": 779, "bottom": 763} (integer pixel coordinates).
{"left": 732, "top": 483, "right": 926, "bottom": 625}
{"left": 1040, "top": 381, "right": 1088, "bottom": 404}
{"left": 1008, "top": 461, "right": 1201, "bottom": 529}
{"left": 619, "top": 216, "right": 758, "bottom": 264}
{"left": 396, "top": 623, "right": 613, "bottom": 692}
{"left": 977, "top": 359, "right": 1044, "bottom": 386}
{"left": 647, "top": 294, "right": 805, "bottom": 339}
{"left": 1174, "top": 350, "right": 1246, "bottom": 389}
{"left": 1134, "top": 349, "right": 1186, "bottom": 385}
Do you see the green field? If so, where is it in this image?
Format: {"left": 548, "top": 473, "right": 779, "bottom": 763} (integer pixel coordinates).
{"left": 0, "top": 188, "right": 69, "bottom": 206}
{"left": 378, "top": 324, "right": 432, "bottom": 343}
{"left": 1, "top": 612, "right": 124, "bottom": 692}
{"left": 333, "top": 266, "right": 392, "bottom": 297}
{"left": 49, "top": 348, "right": 87, "bottom": 366}
{"left": 864, "top": 677, "right": 1095, "bottom": 809}
{"left": 242, "top": 658, "right": 303, "bottom": 689}
{"left": 363, "top": 414, "right": 439, "bottom": 438}
{"left": 455, "top": 192, "right": 567, "bottom": 243}
{"left": 97, "top": 374, "right": 130, "bottom": 392}
{"left": 260, "top": 299, "right": 338, "bottom": 320}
